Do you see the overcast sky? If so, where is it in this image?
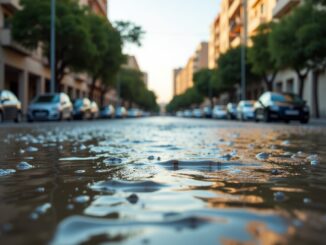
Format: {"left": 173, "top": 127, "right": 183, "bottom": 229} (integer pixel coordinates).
{"left": 109, "top": 0, "right": 220, "bottom": 103}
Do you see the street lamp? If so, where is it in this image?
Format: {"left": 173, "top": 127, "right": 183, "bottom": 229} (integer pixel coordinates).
{"left": 241, "top": 0, "right": 248, "bottom": 101}
{"left": 50, "top": 0, "right": 56, "bottom": 93}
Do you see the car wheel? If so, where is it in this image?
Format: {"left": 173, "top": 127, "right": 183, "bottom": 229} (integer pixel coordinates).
{"left": 15, "top": 111, "right": 22, "bottom": 123}
{"left": 263, "top": 110, "right": 270, "bottom": 123}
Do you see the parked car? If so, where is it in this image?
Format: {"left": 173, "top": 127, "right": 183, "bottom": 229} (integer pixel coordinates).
{"left": 254, "top": 92, "right": 309, "bottom": 124}
{"left": 212, "top": 105, "right": 227, "bottom": 119}
{"left": 192, "top": 108, "right": 203, "bottom": 118}
{"left": 237, "top": 100, "right": 255, "bottom": 121}
{"left": 203, "top": 106, "right": 213, "bottom": 118}
{"left": 100, "top": 105, "right": 115, "bottom": 119}
{"left": 28, "top": 93, "right": 72, "bottom": 122}
{"left": 128, "top": 108, "right": 141, "bottom": 118}
{"left": 226, "top": 103, "right": 237, "bottom": 120}
{"left": 176, "top": 111, "right": 184, "bottom": 117}
{"left": 0, "top": 90, "right": 22, "bottom": 123}
{"left": 90, "top": 101, "right": 99, "bottom": 119}
{"left": 72, "top": 98, "right": 92, "bottom": 120}
{"left": 115, "top": 106, "right": 127, "bottom": 118}
{"left": 183, "top": 110, "right": 192, "bottom": 118}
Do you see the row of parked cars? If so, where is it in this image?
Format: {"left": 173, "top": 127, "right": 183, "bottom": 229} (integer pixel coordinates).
{"left": 176, "top": 92, "right": 310, "bottom": 124}
{"left": 0, "top": 90, "right": 148, "bottom": 123}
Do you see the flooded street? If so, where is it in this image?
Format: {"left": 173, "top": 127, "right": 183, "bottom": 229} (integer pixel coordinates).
{"left": 0, "top": 117, "right": 326, "bottom": 245}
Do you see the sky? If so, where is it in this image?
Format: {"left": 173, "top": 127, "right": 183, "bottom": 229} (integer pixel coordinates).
{"left": 109, "top": 0, "right": 220, "bottom": 103}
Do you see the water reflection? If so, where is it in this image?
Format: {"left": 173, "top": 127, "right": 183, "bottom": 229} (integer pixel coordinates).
{"left": 0, "top": 118, "right": 325, "bottom": 244}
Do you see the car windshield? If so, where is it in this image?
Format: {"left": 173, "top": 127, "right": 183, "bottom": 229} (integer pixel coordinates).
{"left": 271, "top": 93, "right": 303, "bottom": 103}
{"left": 34, "top": 95, "right": 59, "bottom": 103}
{"left": 243, "top": 102, "right": 254, "bottom": 107}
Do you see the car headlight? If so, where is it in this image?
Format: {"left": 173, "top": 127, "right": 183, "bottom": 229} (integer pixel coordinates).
{"left": 270, "top": 105, "right": 280, "bottom": 111}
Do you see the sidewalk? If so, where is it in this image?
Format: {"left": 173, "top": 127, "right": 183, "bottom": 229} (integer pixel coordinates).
{"left": 310, "top": 118, "right": 326, "bottom": 127}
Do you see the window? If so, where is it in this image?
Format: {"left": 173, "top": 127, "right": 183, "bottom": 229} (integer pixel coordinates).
{"left": 276, "top": 82, "right": 283, "bottom": 92}
{"left": 286, "top": 79, "right": 294, "bottom": 93}
{"left": 3, "top": 13, "right": 11, "bottom": 29}
{"left": 260, "top": 4, "right": 264, "bottom": 14}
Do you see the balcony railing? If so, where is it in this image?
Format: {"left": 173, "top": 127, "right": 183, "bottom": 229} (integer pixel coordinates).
{"left": 273, "top": 0, "right": 300, "bottom": 18}
{"left": 0, "top": 0, "right": 21, "bottom": 11}
{"left": 0, "top": 28, "right": 31, "bottom": 55}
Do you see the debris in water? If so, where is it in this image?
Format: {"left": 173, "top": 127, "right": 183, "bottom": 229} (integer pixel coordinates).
{"left": 127, "top": 193, "right": 139, "bottom": 204}
{"left": 256, "top": 152, "right": 269, "bottom": 161}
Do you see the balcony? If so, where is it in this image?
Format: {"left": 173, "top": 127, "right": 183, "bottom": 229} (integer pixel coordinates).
{"left": 249, "top": 16, "right": 266, "bottom": 33}
{"left": 228, "top": 0, "right": 241, "bottom": 19}
{"left": 273, "top": 0, "right": 300, "bottom": 18}
{"left": 230, "top": 36, "right": 241, "bottom": 48}
{"left": 229, "top": 17, "right": 242, "bottom": 36}
{"left": 0, "top": 0, "right": 21, "bottom": 11}
{"left": 0, "top": 29, "right": 31, "bottom": 55}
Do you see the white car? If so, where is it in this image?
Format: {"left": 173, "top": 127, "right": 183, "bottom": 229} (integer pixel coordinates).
{"left": 28, "top": 93, "right": 72, "bottom": 122}
{"left": 237, "top": 100, "right": 256, "bottom": 121}
{"left": 90, "top": 101, "right": 99, "bottom": 119}
{"left": 100, "top": 105, "right": 115, "bottom": 119}
{"left": 212, "top": 105, "right": 227, "bottom": 119}
{"left": 192, "top": 108, "right": 203, "bottom": 118}
{"left": 183, "top": 110, "right": 192, "bottom": 118}
{"left": 115, "top": 106, "right": 127, "bottom": 118}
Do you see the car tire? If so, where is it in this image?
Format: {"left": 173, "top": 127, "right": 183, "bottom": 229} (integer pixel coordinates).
{"left": 263, "top": 110, "right": 270, "bottom": 123}
{"left": 15, "top": 111, "right": 22, "bottom": 123}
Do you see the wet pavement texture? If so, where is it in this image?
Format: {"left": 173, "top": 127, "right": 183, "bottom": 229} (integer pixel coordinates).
{"left": 0, "top": 117, "right": 326, "bottom": 245}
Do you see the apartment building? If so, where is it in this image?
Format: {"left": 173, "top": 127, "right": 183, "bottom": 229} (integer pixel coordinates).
{"left": 208, "top": 0, "right": 326, "bottom": 117}
{"left": 173, "top": 42, "right": 208, "bottom": 96}
{"left": 122, "top": 55, "right": 149, "bottom": 88}
{"left": 0, "top": 0, "right": 108, "bottom": 112}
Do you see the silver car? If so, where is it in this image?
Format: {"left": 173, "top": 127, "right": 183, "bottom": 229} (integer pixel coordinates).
{"left": 237, "top": 100, "right": 256, "bottom": 121}
{"left": 27, "top": 93, "right": 72, "bottom": 122}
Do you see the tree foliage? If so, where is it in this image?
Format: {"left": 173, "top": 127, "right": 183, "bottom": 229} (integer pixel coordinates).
{"left": 248, "top": 23, "right": 278, "bottom": 91}
{"left": 166, "top": 87, "right": 203, "bottom": 112}
{"left": 118, "top": 69, "right": 158, "bottom": 112}
{"left": 12, "top": 0, "right": 95, "bottom": 90}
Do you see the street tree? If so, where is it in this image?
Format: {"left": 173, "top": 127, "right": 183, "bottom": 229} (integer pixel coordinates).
{"left": 12, "top": 0, "right": 95, "bottom": 91}
{"left": 114, "top": 21, "right": 145, "bottom": 47}
{"left": 193, "top": 69, "right": 216, "bottom": 105}
{"left": 248, "top": 23, "right": 278, "bottom": 91}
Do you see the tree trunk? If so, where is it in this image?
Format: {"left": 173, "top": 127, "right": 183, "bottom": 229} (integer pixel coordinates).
{"left": 312, "top": 69, "right": 320, "bottom": 118}
{"left": 89, "top": 77, "right": 97, "bottom": 101}
{"left": 295, "top": 69, "right": 308, "bottom": 98}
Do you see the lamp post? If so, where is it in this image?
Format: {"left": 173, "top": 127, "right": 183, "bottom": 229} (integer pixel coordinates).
{"left": 241, "top": 0, "right": 248, "bottom": 100}
{"left": 50, "top": 0, "right": 56, "bottom": 93}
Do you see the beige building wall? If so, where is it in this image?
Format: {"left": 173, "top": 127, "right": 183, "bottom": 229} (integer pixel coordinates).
{"left": 174, "top": 42, "right": 208, "bottom": 96}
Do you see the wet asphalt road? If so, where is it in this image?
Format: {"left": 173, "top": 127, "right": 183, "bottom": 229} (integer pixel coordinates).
{"left": 0, "top": 117, "right": 325, "bottom": 245}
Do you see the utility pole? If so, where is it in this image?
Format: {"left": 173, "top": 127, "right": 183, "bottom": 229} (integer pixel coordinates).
{"left": 50, "top": 0, "right": 56, "bottom": 93}
{"left": 241, "top": 0, "right": 248, "bottom": 101}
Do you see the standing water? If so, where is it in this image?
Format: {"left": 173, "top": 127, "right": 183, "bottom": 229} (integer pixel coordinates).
{"left": 0, "top": 117, "right": 325, "bottom": 245}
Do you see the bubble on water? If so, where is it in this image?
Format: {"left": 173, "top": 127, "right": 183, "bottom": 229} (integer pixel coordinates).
{"left": 281, "top": 140, "right": 290, "bottom": 146}
{"left": 219, "top": 154, "right": 232, "bottom": 161}
{"left": 271, "top": 169, "right": 281, "bottom": 175}
{"left": 274, "top": 192, "right": 285, "bottom": 202}
{"left": 311, "top": 160, "right": 319, "bottom": 166}
{"left": 303, "top": 198, "right": 311, "bottom": 204}
{"left": 74, "top": 195, "right": 90, "bottom": 204}
{"left": 75, "top": 170, "right": 86, "bottom": 174}
{"left": 0, "top": 169, "right": 16, "bottom": 176}
{"left": 147, "top": 155, "right": 155, "bottom": 161}
{"left": 25, "top": 146, "right": 39, "bottom": 153}
{"left": 67, "top": 204, "right": 75, "bottom": 210}
{"left": 256, "top": 152, "right": 269, "bottom": 161}
{"left": 16, "top": 162, "right": 34, "bottom": 170}
{"left": 307, "top": 154, "right": 319, "bottom": 161}
{"left": 30, "top": 203, "right": 52, "bottom": 220}
{"left": 127, "top": 193, "right": 139, "bottom": 204}
{"left": 36, "top": 187, "right": 45, "bottom": 193}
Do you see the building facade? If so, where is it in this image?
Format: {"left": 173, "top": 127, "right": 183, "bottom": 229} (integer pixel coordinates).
{"left": 173, "top": 42, "right": 208, "bottom": 96}
{"left": 0, "top": 0, "right": 108, "bottom": 112}
{"left": 208, "top": 0, "right": 326, "bottom": 117}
